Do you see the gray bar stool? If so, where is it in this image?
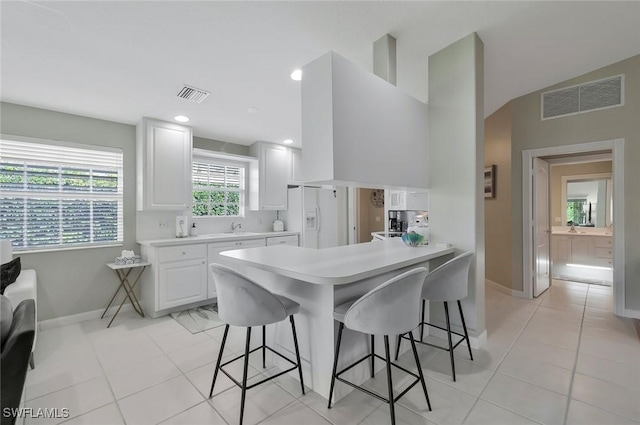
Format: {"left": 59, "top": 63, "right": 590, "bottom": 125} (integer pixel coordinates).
{"left": 328, "top": 267, "right": 432, "bottom": 425}
{"left": 395, "top": 252, "right": 474, "bottom": 382}
{"left": 208, "top": 264, "right": 305, "bottom": 425}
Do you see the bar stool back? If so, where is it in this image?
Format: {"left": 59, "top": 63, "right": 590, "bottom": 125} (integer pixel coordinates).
{"left": 213, "top": 264, "right": 287, "bottom": 327}
{"left": 209, "top": 264, "right": 305, "bottom": 425}
{"left": 328, "top": 267, "right": 431, "bottom": 425}
{"left": 396, "top": 252, "right": 474, "bottom": 382}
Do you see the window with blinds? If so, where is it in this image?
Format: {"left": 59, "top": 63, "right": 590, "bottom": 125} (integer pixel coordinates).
{"left": 0, "top": 136, "right": 124, "bottom": 251}
{"left": 192, "top": 158, "right": 245, "bottom": 217}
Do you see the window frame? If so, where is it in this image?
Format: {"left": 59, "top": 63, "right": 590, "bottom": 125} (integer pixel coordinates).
{"left": 0, "top": 134, "right": 124, "bottom": 253}
{"left": 191, "top": 154, "right": 248, "bottom": 218}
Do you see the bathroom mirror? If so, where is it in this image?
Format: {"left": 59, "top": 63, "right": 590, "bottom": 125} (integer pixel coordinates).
{"left": 561, "top": 173, "right": 612, "bottom": 228}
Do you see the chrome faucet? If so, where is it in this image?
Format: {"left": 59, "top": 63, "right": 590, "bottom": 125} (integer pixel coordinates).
{"left": 231, "top": 221, "right": 242, "bottom": 233}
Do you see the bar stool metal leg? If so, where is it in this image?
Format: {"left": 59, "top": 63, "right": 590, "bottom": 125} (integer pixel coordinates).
{"left": 458, "top": 300, "right": 473, "bottom": 361}
{"left": 209, "top": 324, "right": 230, "bottom": 398}
{"left": 394, "top": 332, "right": 403, "bottom": 361}
{"left": 443, "top": 302, "right": 456, "bottom": 381}
{"left": 327, "top": 322, "right": 344, "bottom": 409}
{"left": 289, "top": 315, "right": 305, "bottom": 395}
{"left": 409, "top": 331, "right": 431, "bottom": 411}
{"left": 370, "top": 334, "right": 375, "bottom": 378}
{"left": 239, "top": 327, "right": 252, "bottom": 425}
{"left": 262, "top": 325, "right": 266, "bottom": 368}
{"left": 420, "top": 300, "right": 426, "bottom": 341}
{"left": 384, "top": 335, "right": 396, "bottom": 425}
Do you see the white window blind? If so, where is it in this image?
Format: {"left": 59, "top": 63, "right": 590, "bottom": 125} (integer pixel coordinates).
{"left": 0, "top": 137, "right": 124, "bottom": 251}
{"left": 192, "top": 158, "right": 245, "bottom": 217}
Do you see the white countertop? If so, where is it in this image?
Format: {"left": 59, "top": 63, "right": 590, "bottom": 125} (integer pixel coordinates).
{"left": 220, "top": 239, "right": 455, "bottom": 285}
{"left": 551, "top": 230, "right": 612, "bottom": 237}
{"left": 138, "top": 231, "right": 299, "bottom": 247}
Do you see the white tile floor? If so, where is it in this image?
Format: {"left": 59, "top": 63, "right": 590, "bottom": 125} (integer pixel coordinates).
{"left": 22, "top": 280, "right": 640, "bottom": 425}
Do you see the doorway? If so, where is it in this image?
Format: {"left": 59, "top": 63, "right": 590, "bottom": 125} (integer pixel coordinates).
{"left": 522, "top": 139, "right": 625, "bottom": 316}
{"left": 347, "top": 188, "right": 386, "bottom": 244}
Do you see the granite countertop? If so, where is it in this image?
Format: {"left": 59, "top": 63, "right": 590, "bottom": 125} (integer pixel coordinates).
{"left": 138, "top": 231, "right": 299, "bottom": 247}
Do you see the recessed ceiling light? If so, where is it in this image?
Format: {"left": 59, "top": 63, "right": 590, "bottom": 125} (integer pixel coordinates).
{"left": 283, "top": 139, "right": 294, "bottom": 145}
{"left": 174, "top": 115, "right": 190, "bottom": 123}
{"left": 247, "top": 107, "right": 259, "bottom": 113}
{"left": 290, "top": 69, "right": 302, "bottom": 81}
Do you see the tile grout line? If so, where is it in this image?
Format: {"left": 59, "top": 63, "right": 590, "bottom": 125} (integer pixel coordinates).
{"left": 386, "top": 289, "right": 543, "bottom": 425}
{"left": 460, "top": 290, "right": 550, "bottom": 425}
{"left": 25, "top": 326, "right": 122, "bottom": 425}
{"left": 60, "top": 326, "right": 128, "bottom": 425}
{"left": 389, "top": 293, "right": 512, "bottom": 424}
{"left": 254, "top": 398, "right": 306, "bottom": 425}
{"left": 561, "top": 282, "right": 589, "bottom": 425}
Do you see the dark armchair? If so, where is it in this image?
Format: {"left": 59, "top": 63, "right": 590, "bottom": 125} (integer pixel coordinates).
{"left": 1, "top": 299, "right": 36, "bottom": 425}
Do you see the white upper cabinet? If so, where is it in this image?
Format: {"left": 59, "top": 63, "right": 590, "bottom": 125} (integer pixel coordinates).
{"left": 137, "top": 118, "right": 193, "bottom": 211}
{"left": 388, "top": 190, "right": 429, "bottom": 211}
{"left": 249, "top": 142, "right": 291, "bottom": 210}
{"left": 290, "top": 148, "right": 303, "bottom": 184}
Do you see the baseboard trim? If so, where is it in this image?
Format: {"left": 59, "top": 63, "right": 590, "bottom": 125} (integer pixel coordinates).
{"left": 511, "top": 290, "right": 527, "bottom": 299}
{"left": 39, "top": 304, "right": 134, "bottom": 330}
{"left": 622, "top": 308, "right": 640, "bottom": 320}
{"left": 485, "top": 279, "right": 511, "bottom": 294}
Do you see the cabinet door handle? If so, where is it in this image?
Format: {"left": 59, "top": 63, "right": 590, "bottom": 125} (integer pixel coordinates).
{"left": 182, "top": 251, "right": 186, "bottom": 255}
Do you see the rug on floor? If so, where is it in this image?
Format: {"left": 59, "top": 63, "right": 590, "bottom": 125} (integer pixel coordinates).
{"left": 170, "top": 303, "right": 225, "bottom": 334}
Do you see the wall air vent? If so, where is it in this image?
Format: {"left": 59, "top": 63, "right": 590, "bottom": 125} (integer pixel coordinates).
{"left": 541, "top": 75, "right": 623, "bottom": 120}
{"left": 177, "top": 85, "right": 210, "bottom": 104}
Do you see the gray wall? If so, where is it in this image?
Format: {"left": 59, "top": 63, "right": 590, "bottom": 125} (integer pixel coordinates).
{"left": 510, "top": 55, "right": 640, "bottom": 310}
{"left": 484, "top": 103, "right": 513, "bottom": 289}
{"left": 1, "top": 102, "right": 137, "bottom": 321}
{"left": 428, "top": 33, "right": 485, "bottom": 338}
{"left": 0, "top": 102, "right": 253, "bottom": 320}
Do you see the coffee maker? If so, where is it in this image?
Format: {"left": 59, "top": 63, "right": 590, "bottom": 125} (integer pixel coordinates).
{"left": 388, "top": 211, "right": 399, "bottom": 232}
{"left": 389, "top": 210, "right": 419, "bottom": 232}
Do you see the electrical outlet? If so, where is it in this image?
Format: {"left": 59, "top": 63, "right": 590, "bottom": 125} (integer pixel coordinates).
{"left": 158, "top": 220, "right": 169, "bottom": 228}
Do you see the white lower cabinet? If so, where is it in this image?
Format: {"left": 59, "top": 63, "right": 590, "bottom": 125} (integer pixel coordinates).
{"left": 266, "top": 235, "right": 299, "bottom": 246}
{"left": 207, "top": 238, "right": 265, "bottom": 297}
{"left": 157, "top": 244, "right": 207, "bottom": 310}
{"left": 551, "top": 235, "right": 612, "bottom": 265}
{"left": 551, "top": 234, "right": 613, "bottom": 284}
{"left": 140, "top": 234, "right": 297, "bottom": 317}
{"left": 158, "top": 258, "right": 207, "bottom": 310}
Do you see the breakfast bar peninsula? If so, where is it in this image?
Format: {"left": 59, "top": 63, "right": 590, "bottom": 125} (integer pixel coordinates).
{"left": 220, "top": 238, "right": 455, "bottom": 401}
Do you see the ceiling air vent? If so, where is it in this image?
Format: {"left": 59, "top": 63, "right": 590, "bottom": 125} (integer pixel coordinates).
{"left": 542, "top": 75, "right": 623, "bottom": 120}
{"left": 177, "top": 85, "right": 210, "bottom": 104}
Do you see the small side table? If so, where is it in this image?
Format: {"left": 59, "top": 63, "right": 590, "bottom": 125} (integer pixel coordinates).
{"left": 102, "top": 261, "right": 151, "bottom": 327}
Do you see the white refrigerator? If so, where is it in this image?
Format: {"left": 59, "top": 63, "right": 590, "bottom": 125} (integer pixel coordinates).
{"left": 287, "top": 186, "right": 349, "bottom": 249}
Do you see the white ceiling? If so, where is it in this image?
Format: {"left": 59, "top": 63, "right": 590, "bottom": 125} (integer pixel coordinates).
{"left": 2, "top": 1, "right": 639, "bottom": 148}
